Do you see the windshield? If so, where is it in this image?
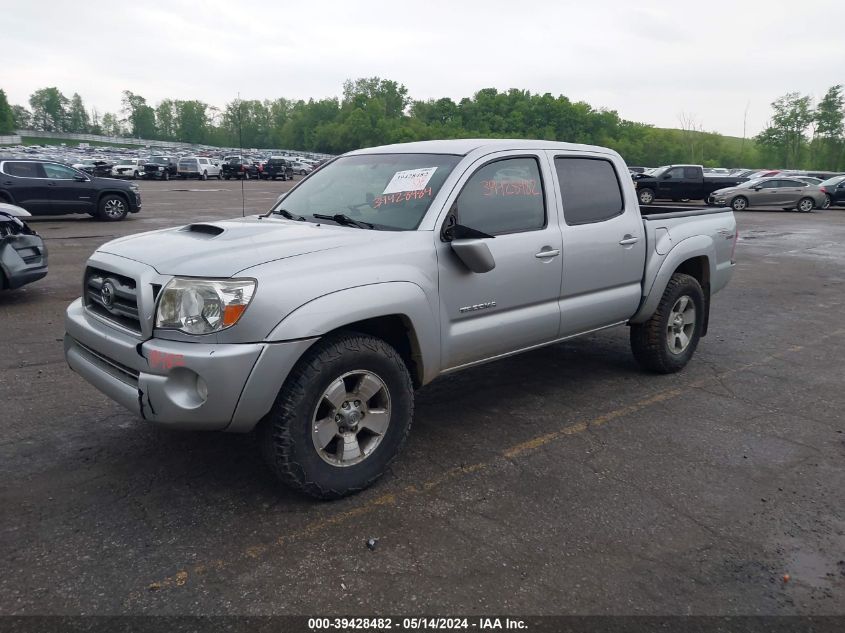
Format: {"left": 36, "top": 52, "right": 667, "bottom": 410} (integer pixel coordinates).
{"left": 151, "top": 157, "right": 169, "bottom": 164}
{"left": 272, "top": 153, "right": 461, "bottom": 230}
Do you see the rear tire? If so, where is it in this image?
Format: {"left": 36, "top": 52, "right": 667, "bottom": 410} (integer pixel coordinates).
{"left": 797, "top": 197, "right": 814, "bottom": 213}
{"left": 258, "top": 332, "right": 414, "bottom": 500}
{"left": 630, "top": 273, "right": 705, "bottom": 374}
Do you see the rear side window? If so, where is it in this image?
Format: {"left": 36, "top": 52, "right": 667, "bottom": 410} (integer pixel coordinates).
{"left": 454, "top": 157, "right": 545, "bottom": 235}
{"left": 684, "top": 167, "right": 699, "bottom": 178}
{"left": 4, "top": 161, "right": 46, "bottom": 178}
{"left": 555, "top": 157, "right": 624, "bottom": 225}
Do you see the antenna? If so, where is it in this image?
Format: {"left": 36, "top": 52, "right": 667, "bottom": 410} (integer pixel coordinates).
{"left": 237, "top": 92, "right": 245, "bottom": 217}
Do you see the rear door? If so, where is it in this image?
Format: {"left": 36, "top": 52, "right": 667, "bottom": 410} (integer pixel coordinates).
{"left": 43, "top": 162, "right": 97, "bottom": 214}
{"left": 436, "top": 153, "right": 563, "bottom": 370}
{"left": 0, "top": 161, "right": 51, "bottom": 213}
{"left": 550, "top": 152, "right": 647, "bottom": 337}
{"left": 779, "top": 179, "right": 809, "bottom": 206}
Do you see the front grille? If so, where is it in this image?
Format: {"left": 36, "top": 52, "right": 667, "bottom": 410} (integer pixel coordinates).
{"left": 85, "top": 266, "right": 142, "bottom": 333}
{"left": 144, "top": 165, "right": 160, "bottom": 172}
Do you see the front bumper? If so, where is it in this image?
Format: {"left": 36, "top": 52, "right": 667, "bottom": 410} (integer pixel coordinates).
{"left": 64, "top": 298, "right": 315, "bottom": 431}
{"left": 1, "top": 233, "right": 48, "bottom": 290}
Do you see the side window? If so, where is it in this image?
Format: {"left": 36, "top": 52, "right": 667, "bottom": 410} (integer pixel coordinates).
{"left": 665, "top": 167, "right": 685, "bottom": 179}
{"left": 453, "top": 157, "right": 545, "bottom": 235}
{"left": 783, "top": 179, "right": 804, "bottom": 187}
{"left": 759, "top": 180, "right": 778, "bottom": 189}
{"left": 43, "top": 163, "right": 81, "bottom": 179}
{"left": 683, "top": 167, "right": 699, "bottom": 178}
{"left": 4, "top": 162, "right": 46, "bottom": 178}
{"left": 555, "top": 157, "right": 624, "bottom": 225}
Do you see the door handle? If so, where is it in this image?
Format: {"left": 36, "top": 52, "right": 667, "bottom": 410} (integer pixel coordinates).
{"left": 619, "top": 236, "right": 639, "bottom": 245}
{"left": 535, "top": 249, "right": 560, "bottom": 259}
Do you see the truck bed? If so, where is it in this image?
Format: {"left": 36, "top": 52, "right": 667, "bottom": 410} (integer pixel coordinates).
{"left": 639, "top": 205, "right": 731, "bottom": 219}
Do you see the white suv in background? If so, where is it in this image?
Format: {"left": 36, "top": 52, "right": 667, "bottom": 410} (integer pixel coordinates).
{"left": 177, "top": 157, "right": 222, "bottom": 180}
{"left": 111, "top": 158, "right": 146, "bottom": 179}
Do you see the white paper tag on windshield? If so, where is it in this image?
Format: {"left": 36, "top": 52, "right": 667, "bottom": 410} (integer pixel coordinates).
{"left": 382, "top": 167, "right": 437, "bottom": 194}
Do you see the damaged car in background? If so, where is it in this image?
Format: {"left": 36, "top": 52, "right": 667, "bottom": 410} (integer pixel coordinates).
{"left": 0, "top": 203, "right": 48, "bottom": 290}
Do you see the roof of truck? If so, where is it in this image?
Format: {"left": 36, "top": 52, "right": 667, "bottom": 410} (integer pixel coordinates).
{"left": 346, "top": 139, "right": 618, "bottom": 157}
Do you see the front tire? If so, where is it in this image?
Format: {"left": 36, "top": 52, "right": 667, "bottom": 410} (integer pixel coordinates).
{"left": 259, "top": 332, "right": 414, "bottom": 499}
{"left": 201, "top": 171, "right": 208, "bottom": 181}
{"left": 638, "top": 188, "right": 655, "bottom": 205}
{"left": 630, "top": 273, "right": 705, "bottom": 374}
{"left": 730, "top": 196, "right": 748, "bottom": 211}
{"left": 822, "top": 194, "right": 831, "bottom": 209}
{"left": 97, "top": 194, "right": 128, "bottom": 222}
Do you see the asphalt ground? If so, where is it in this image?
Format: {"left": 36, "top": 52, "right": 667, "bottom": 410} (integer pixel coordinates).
{"left": 1, "top": 179, "right": 844, "bottom": 616}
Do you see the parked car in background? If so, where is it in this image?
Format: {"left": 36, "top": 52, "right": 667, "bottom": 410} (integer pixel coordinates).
{"left": 0, "top": 159, "right": 141, "bottom": 221}
{"left": 708, "top": 177, "right": 825, "bottom": 212}
{"left": 111, "top": 158, "right": 146, "bottom": 179}
{"left": 290, "top": 161, "right": 313, "bottom": 176}
{"left": 745, "top": 170, "right": 781, "bottom": 179}
{"left": 262, "top": 157, "right": 294, "bottom": 180}
{"left": 178, "top": 157, "right": 222, "bottom": 180}
{"left": 221, "top": 158, "right": 259, "bottom": 180}
{"left": 632, "top": 164, "right": 746, "bottom": 204}
{"left": 143, "top": 156, "right": 178, "bottom": 181}
{"left": 627, "top": 166, "right": 647, "bottom": 174}
{"left": 0, "top": 203, "right": 48, "bottom": 290}
{"left": 73, "top": 158, "right": 114, "bottom": 178}
{"left": 819, "top": 174, "right": 845, "bottom": 208}
{"left": 793, "top": 176, "right": 823, "bottom": 186}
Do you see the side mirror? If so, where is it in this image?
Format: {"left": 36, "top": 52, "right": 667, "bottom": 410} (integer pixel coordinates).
{"left": 450, "top": 239, "right": 496, "bottom": 273}
{"left": 663, "top": 174, "right": 672, "bottom": 179}
{"left": 74, "top": 175, "right": 89, "bottom": 182}
{"left": 752, "top": 186, "right": 762, "bottom": 191}
{"left": 441, "top": 217, "right": 496, "bottom": 273}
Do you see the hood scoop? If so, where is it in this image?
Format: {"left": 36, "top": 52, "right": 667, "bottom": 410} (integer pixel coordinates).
{"left": 180, "top": 223, "right": 225, "bottom": 238}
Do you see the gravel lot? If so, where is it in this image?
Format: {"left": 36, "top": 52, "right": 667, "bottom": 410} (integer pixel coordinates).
{"left": 1, "top": 179, "right": 844, "bottom": 615}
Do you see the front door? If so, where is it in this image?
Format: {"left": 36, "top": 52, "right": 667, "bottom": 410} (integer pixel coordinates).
{"left": 436, "top": 153, "right": 563, "bottom": 370}
{"left": 752, "top": 179, "right": 790, "bottom": 207}
{"left": 0, "top": 161, "right": 52, "bottom": 214}
{"left": 42, "top": 163, "right": 97, "bottom": 213}
{"left": 656, "top": 166, "right": 687, "bottom": 200}
{"left": 549, "top": 153, "right": 647, "bottom": 337}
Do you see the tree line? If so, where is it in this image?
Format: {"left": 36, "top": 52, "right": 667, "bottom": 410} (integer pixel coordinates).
{"left": 0, "top": 80, "right": 843, "bottom": 170}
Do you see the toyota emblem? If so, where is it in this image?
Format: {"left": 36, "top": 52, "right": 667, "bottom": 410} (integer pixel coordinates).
{"left": 101, "top": 280, "right": 116, "bottom": 308}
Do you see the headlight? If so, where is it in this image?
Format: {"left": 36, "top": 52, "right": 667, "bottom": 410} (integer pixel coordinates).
{"left": 155, "top": 278, "right": 256, "bottom": 334}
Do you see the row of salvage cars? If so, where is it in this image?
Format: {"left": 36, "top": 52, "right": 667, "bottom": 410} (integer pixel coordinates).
{"left": 0, "top": 203, "right": 48, "bottom": 291}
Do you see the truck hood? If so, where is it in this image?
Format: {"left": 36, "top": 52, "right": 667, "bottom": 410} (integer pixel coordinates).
{"left": 96, "top": 215, "right": 393, "bottom": 277}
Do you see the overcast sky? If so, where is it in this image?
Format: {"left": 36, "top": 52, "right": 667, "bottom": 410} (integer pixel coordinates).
{"left": 4, "top": 1, "right": 843, "bottom": 137}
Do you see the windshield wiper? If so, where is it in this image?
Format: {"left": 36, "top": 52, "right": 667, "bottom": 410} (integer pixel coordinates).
{"left": 312, "top": 213, "right": 375, "bottom": 230}
{"left": 275, "top": 208, "right": 306, "bottom": 221}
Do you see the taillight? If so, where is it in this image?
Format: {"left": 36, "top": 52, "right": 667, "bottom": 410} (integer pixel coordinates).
{"left": 820, "top": 187, "right": 827, "bottom": 194}
{"left": 730, "top": 226, "right": 738, "bottom": 264}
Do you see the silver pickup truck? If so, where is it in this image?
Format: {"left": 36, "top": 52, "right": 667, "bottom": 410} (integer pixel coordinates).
{"left": 64, "top": 139, "right": 737, "bottom": 498}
